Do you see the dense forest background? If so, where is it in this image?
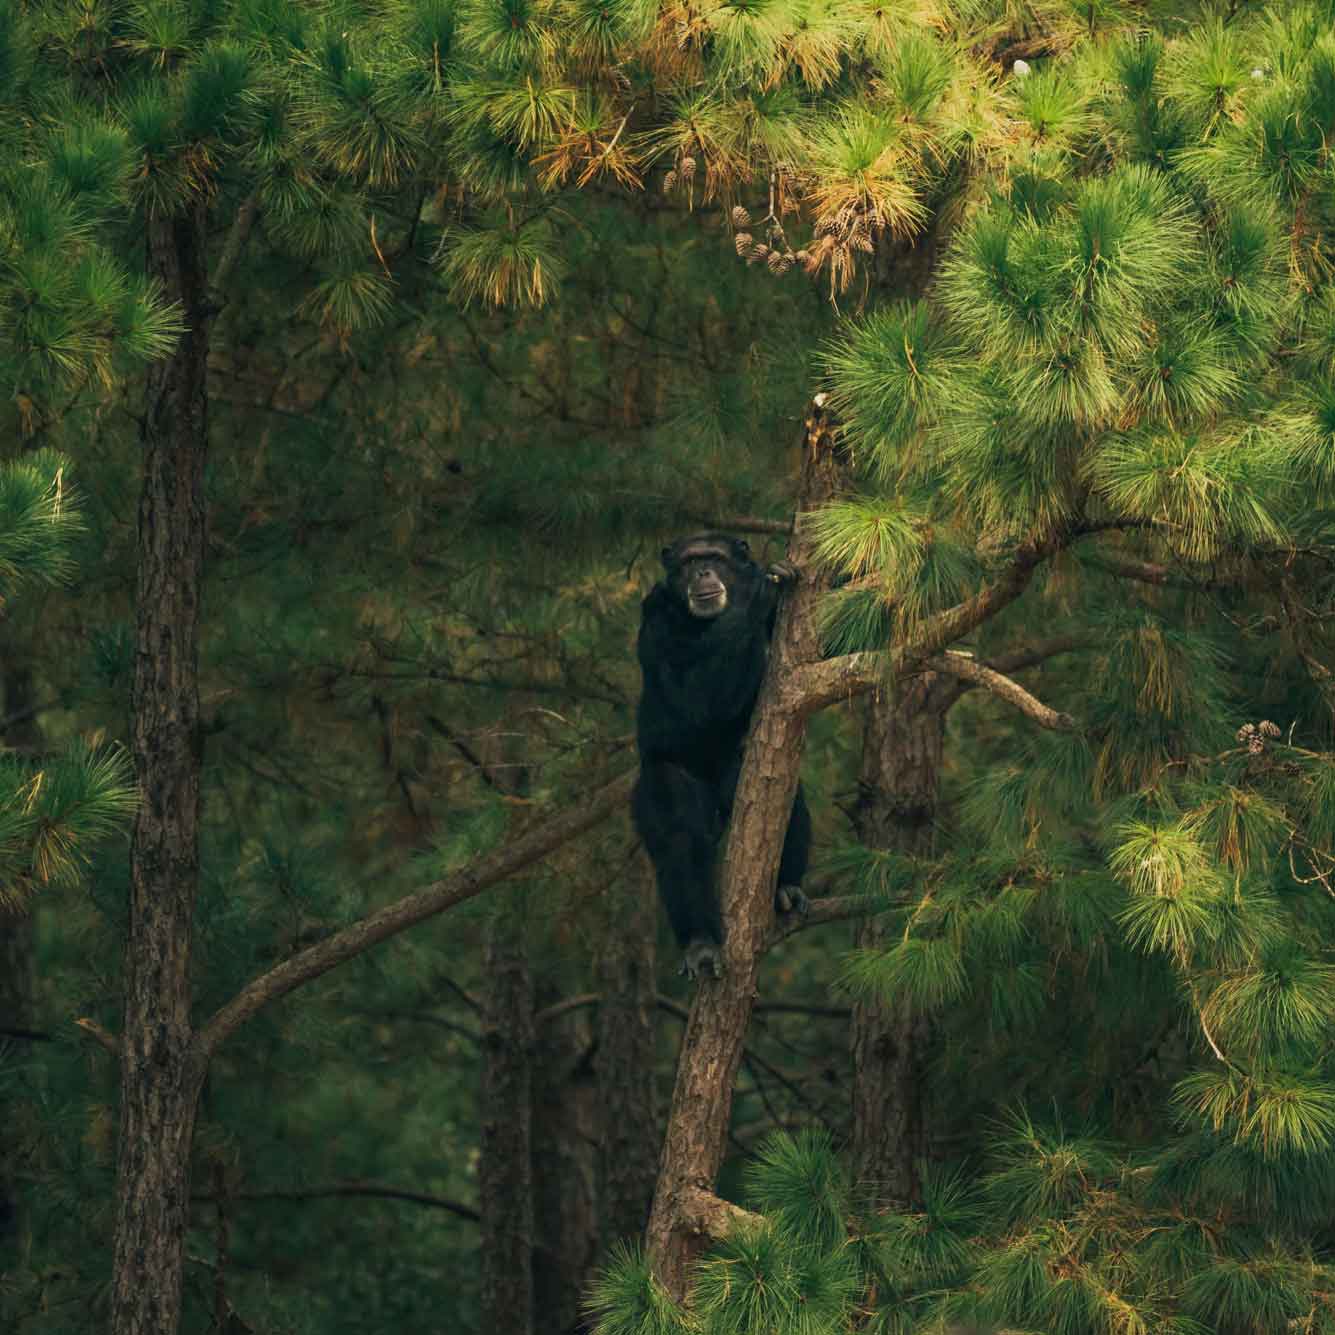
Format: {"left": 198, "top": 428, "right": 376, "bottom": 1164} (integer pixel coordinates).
{"left": 4, "top": 0, "right": 1335, "bottom": 1332}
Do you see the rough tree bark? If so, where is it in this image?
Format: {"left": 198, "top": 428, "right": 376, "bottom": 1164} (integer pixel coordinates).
{"left": 643, "top": 400, "right": 848, "bottom": 1297}
{"left": 110, "top": 203, "right": 213, "bottom": 1335}
{"left": 848, "top": 641, "right": 1082, "bottom": 1205}
{"left": 532, "top": 989, "right": 600, "bottom": 1335}
{"left": 480, "top": 894, "right": 536, "bottom": 1335}
{"left": 595, "top": 867, "right": 659, "bottom": 1248}
{"left": 850, "top": 675, "right": 952, "bottom": 1208}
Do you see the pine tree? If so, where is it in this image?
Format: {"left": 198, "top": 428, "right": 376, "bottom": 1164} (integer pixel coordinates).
{"left": 11, "top": 0, "right": 1335, "bottom": 1330}
{"left": 590, "top": 2, "right": 1335, "bottom": 1330}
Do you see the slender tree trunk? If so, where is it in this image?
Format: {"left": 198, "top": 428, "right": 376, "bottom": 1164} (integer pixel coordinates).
{"left": 532, "top": 993, "right": 599, "bottom": 1335}
{"left": 0, "top": 905, "right": 29, "bottom": 1248}
{"left": 0, "top": 654, "right": 40, "bottom": 1252}
{"left": 850, "top": 676, "right": 950, "bottom": 1207}
{"left": 850, "top": 226, "right": 948, "bottom": 1218}
{"left": 480, "top": 894, "right": 535, "bottom": 1335}
{"left": 595, "top": 867, "right": 659, "bottom": 1247}
{"left": 110, "top": 202, "right": 213, "bottom": 1335}
{"left": 644, "top": 401, "right": 847, "bottom": 1297}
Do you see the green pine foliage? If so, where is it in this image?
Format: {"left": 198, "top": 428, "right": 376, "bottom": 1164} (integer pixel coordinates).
{"left": 8, "top": 0, "right": 1335, "bottom": 1330}
{"left": 0, "top": 452, "right": 134, "bottom": 910}
{"left": 594, "top": 1118, "right": 1335, "bottom": 1334}
{"left": 778, "top": 6, "right": 1335, "bottom": 1330}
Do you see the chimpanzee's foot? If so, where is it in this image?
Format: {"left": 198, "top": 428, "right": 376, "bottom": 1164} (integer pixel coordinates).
{"left": 680, "top": 937, "right": 724, "bottom": 980}
{"left": 775, "top": 884, "right": 810, "bottom": 917}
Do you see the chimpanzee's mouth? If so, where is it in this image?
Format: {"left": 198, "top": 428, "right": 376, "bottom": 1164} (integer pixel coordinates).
{"left": 690, "top": 589, "right": 727, "bottom": 616}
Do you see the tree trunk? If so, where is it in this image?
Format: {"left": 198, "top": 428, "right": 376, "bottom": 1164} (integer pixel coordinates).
{"left": 110, "top": 202, "right": 213, "bottom": 1335}
{"left": 0, "top": 654, "right": 40, "bottom": 1252}
{"left": 479, "top": 894, "right": 535, "bottom": 1335}
{"left": 595, "top": 868, "right": 659, "bottom": 1248}
{"left": 532, "top": 991, "right": 599, "bottom": 1335}
{"left": 644, "top": 401, "right": 847, "bottom": 1297}
{"left": 850, "top": 675, "right": 950, "bottom": 1208}
{"left": 0, "top": 906, "right": 29, "bottom": 1249}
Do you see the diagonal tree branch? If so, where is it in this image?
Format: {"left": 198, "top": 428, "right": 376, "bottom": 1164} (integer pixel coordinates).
{"left": 922, "top": 651, "right": 1076, "bottom": 731}
{"left": 192, "top": 1182, "right": 481, "bottom": 1222}
{"left": 764, "top": 894, "right": 869, "bottom": 947}
{"left": 927, "top": 635, "right": 1091, "bottom": 714}
{"left": 1084, "top": 552, "right": 1227, "bottom": 590}
{"left": 983, "top": 635, "right": 1092, "bottom": 676}
{"left": 790, "top": 525, "right": 1107, "bottom": 713}
{"left": 195, "top": 769, "right": 637, "bottom": 1058}
{"left": 206, "top": 191, "right": 261, "bottom": 312}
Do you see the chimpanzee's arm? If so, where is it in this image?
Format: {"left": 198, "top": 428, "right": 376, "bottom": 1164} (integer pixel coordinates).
{"left": 759, "top": 559, "right": 799, "bottom": 638}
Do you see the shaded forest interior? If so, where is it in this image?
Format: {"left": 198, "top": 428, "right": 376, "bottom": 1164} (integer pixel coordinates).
{"left": 4, "top": 1, "right": 1335, "bottom": 1333}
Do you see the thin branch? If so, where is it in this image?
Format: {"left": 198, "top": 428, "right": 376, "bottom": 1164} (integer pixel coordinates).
{"left": 195, "top": 770, "right": 637, "bottom": 1057}
{"left": 74, "top": 1016, "right": 120, "bottom": 1054}
{"left": 983, "top": 635, "right": 1092, "bottom": 676}
{"left": 534, "top": 992, "right": 600, "bottom": 1028}
{"left": 535, "top": 991, "right": 852, "bottom": 1027}
{"left": 922, "top": 651, "right": 1076, "bottom": 731}
{"left": 655, "top": 995, "right": 826, "bottom": 1116}
{"left": 696, "top": 515, "right": 794, "bottom": 536}
{"left": 927, "top": 636, "right": 1091, "bottom": 715}
{"left": 754, "top": 1001, "right": 851, "bottom": 1019}
{"left": 1085, "top": 553, "right": 1225, "bottom": 591}
{"left": 677, "top": 1185, "right": 763, "bottom": 1243}
{"left": 764, "top": 895, "right": 870, "bottom": 947}
{"left": 207, "top": 191, "right": 261, "bottom": 311}
{"left": 382, "top": 1011, "right": 480, "bottom": 1043}
{"left": 192, "top": 1182, "right": 480, "bottom": 1222}
{"left": 426, "top": 714, "right": 507, "bottom": 792}
{"left": 791, "top": 522, "right": 1102, "bottom": 712}
{"left": 437, "top": 976, "right": 483, "bottom": 1013}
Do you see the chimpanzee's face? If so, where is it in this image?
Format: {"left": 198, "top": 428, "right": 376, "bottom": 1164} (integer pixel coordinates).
{"left": 662, "top": 536, "right": 750, "bottom": 620}
{"left": 680, "top": 554, "right": 730, "bottom": 618}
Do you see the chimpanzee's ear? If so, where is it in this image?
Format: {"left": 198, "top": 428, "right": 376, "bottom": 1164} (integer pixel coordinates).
{"left": 733, "top": 539, "right": 751, "bottom": 561}
{"left": 661, "top": 546, "right": 675, "bottom": 568}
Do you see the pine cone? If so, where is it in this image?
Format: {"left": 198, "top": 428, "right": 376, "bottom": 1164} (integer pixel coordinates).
{"left": 1259, "top": 719, "right": 1281, "bottom": 738}
{"left": 766, "top": 250, "right": 789, "bottom": 273}
{"left": 734, "top": 232, "right": 754, "bottom": 255}
{"left": 680, "top": 155, "right": 697, "bottom": 176}
{"left": 731, "top": 205, "right": 751, "bottom": 227}
{"left": 795, "top": 249, "right": 809, "bottom": 264}
{"left": 664, "top": 170, "right": 677, "bottom": 192}
{"left": 747, "top": 243, "right": 769, "bottom": 265}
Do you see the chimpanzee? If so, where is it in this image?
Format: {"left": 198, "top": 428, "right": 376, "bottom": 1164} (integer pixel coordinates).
{"left": 632, "top": 532, "right": 811, "bottom": 980}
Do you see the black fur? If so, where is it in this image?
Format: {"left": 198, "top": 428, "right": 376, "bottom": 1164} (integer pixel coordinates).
{"left": 632, "top": 533, "right": 810, "bottom": 978}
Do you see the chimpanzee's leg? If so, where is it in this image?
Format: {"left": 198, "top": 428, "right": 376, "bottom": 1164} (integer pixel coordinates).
{"left": 632, "top": 761, "right": 724, "bottom": 978}
{"left": 718, "top": 756, "right": 811, "bottom": 919}
{"left": 776, "top": 782, "right": 811, "bottom": 916}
